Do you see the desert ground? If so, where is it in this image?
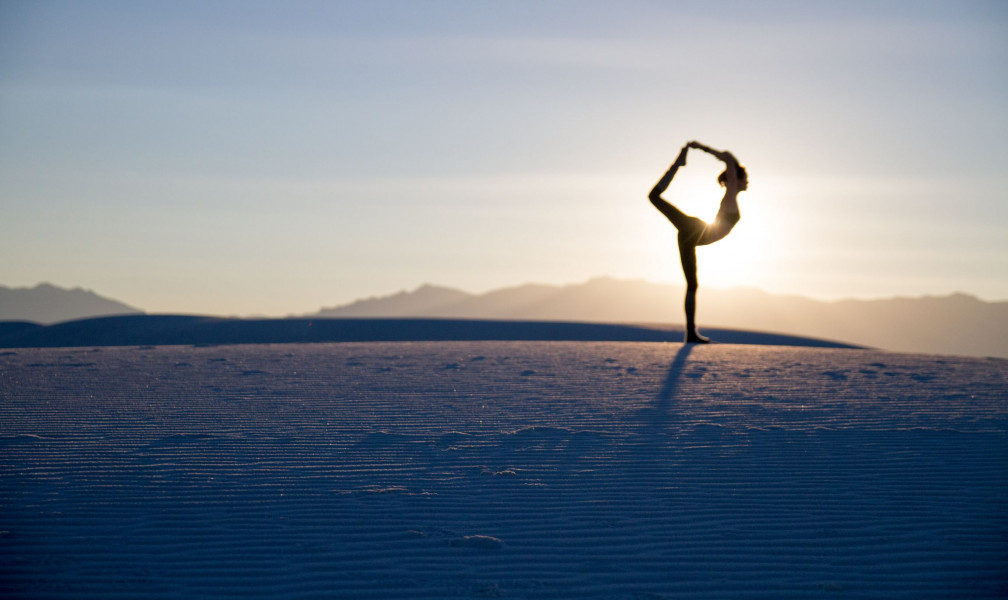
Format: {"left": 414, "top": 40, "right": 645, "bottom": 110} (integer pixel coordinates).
{"left": 1, "top": 340, "right": 1006, "bottom": 598}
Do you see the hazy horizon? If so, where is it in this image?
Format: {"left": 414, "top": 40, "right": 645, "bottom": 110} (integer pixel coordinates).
{"left": 2, "top": 2, "right": 1006, "bottom": 316}
{"left": 7, "top": 278, "right": 1008, "bottom": 324}
{"left": 311, "top": 276, "right": 1008, "bottom": 312}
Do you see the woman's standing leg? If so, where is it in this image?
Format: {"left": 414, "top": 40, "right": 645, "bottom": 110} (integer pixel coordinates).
{"left": 678, "top": 234, "right": 710, "bottom": 343}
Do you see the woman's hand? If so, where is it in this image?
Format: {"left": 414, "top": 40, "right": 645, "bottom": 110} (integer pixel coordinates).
{"left": 689, "top": 141, "right": 735, "bottom": 164}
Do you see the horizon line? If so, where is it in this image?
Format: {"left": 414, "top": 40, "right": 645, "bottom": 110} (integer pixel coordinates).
{"left": 4, "top": 277, "right": 1008, "bottom": 319}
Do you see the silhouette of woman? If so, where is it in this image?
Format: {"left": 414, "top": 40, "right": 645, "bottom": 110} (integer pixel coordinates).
{"left": 649, "top": 141, "right": 748, "bottom": 343}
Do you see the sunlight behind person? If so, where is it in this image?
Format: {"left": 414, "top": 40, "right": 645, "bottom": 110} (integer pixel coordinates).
{"left": 642, "top": 151, "right": 784, "bottom": 293}
{"left": 701, "top": 183, "right": 779, "bottom": 290}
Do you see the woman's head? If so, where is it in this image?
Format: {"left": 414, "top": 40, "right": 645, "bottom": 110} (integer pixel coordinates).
{"left": 718, "top": 164, "right": 748, "bottom": 190}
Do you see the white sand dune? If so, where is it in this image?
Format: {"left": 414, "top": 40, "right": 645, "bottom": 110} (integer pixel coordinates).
{"left": 1, "top": 342, "right": 1006, "bottom": 598}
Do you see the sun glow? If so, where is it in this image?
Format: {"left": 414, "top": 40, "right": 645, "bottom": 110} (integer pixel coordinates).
{"left": 635, "top": 166, "right": 786, "bottom": 291}
{"left": 701, "top": 185, "right": 779, "bottom": 289}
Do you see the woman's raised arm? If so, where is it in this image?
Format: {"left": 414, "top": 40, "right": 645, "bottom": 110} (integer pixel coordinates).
{"left": 688, "top": 141, "right": 741, "bottom": 190}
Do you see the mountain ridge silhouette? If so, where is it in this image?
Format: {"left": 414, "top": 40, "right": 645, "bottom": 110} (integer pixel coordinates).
{"left": 0, "top": 283, "right": 142, "bottom": 324}
{"left": 314, "top": 277, "right": 1008, "bottom": 358}
{"left": 2, "top": 279, "right": 1005, "bottom": 357}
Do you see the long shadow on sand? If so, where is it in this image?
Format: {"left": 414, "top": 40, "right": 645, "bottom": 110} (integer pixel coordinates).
{"left": 658, "top": 343, "right": 695, "bottom": 404}
{"left": 638, "top": 343, "right": 695, "bottom": 436}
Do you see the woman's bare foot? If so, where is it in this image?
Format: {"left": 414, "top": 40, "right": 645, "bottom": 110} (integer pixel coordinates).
{"left": 685, "top": 330, "right": 710, "bottom": 344}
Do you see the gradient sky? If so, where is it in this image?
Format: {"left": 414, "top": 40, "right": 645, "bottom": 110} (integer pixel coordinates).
{"left": 2, "top": 1, "right": 1006, "bottom": 316}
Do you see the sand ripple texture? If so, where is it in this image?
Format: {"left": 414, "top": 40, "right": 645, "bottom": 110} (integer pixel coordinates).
{"left": 1, "top": 342, "right": 1006, "bottom": 599}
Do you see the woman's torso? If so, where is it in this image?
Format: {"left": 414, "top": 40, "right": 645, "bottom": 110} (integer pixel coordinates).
{"left": 698, "top": 195, "right": 740, "bottom": 246}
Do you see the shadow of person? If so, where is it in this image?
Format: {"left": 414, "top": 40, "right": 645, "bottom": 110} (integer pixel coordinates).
{"left": 622, "top": 343, "right": 698, "bottom": 493}
{"left": 658, "top": 343, "right": 695, "bottom": 404}
{"left": 637, "top": 343, "right": 695, "bottom": 438}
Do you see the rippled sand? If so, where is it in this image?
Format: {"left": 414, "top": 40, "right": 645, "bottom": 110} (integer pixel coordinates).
{"left": 2, "top": 342, "right": 1006, "bottom": 598}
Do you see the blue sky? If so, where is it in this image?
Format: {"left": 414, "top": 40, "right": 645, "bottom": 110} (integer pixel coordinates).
{"left": 1, "top": 1, "right": 1006, "bottom": 315}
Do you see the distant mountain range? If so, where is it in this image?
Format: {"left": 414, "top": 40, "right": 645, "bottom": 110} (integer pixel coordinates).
{"left": 3, "top": 279, "right": 1006, "bottom": 358}
{"left": 315, "top": 277, "right": 1008, "bottom": 358}
{"left": 0, "top": 283, "right": 142, "bottom": 324}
